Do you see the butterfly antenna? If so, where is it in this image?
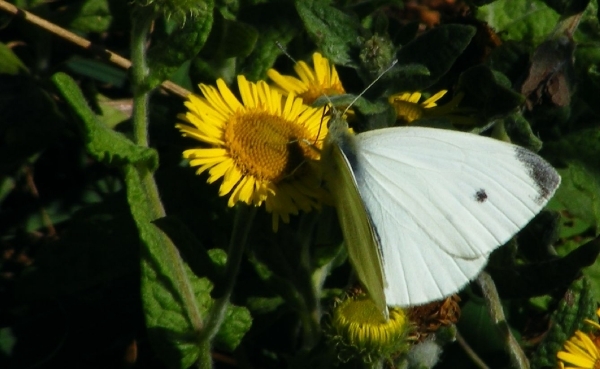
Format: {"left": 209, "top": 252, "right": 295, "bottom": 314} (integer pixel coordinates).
{"left": 275, "top": 41, "right": 298, "bottom": 64}
{"left": 342, "top": 59, "right": 398, "bottom": 116}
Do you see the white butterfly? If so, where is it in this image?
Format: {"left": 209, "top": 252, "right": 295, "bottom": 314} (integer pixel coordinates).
{"left": 321, "top": 110, "right": 561, "bottom": 316}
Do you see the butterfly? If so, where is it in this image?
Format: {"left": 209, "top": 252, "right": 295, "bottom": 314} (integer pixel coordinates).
{"left": 321, "top": 109, "right": 561, "bottom": 317}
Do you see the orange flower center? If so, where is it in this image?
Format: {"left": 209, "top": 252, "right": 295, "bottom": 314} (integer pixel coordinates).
{"left": 224, "top": 109, "right": 319, "bottom": 183}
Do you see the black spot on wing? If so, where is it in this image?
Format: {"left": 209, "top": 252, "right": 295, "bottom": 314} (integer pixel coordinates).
{"left": 515, "top": 147, "right": 560, "bottom": 204}
{"left": 475, "top": 189, "right": 488, "bottom": 203}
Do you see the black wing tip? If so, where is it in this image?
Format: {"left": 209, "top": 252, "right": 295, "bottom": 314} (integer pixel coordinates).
{"left": 515, "top": 147, "right": 561, "bottom": 204}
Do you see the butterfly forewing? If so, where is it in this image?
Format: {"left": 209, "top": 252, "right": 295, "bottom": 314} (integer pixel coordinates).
{"left": 349, "top": 127, "right": 560, "bottom": 307}
{"left": 322, "top": 113, "right": 388, "bottom": 317}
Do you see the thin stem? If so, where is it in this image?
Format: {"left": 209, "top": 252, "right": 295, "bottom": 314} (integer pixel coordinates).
{"left": 130, "top": 13, "right": 152, "bottom": 148}
{"left": 198, "top": 205, "right": 256, "bottom": 368}
{"left": 0, "top": 0, "right": 190, "bottom": 99}
{"left": 477, "top": 272, "right": 530, "bottom": 369}
{"left": 455, "top": 329, "right": 491, "bottom": 369}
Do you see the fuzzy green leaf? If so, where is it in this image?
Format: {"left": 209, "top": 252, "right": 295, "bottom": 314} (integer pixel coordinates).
{"left": 238, "top": 3, "right": 299, "bottom": 81}
{"left": 153, "top": 216, "right": 222, "bottom": 283}
{"left": 478, "top": 0, "right": 560, "bottom": 43}
{"left": 144, "top": 2, "right": 214, "bottom": 91}
{"left": 214, "top": 304, "right": 252, "bottom": 352}
{"left": 51, "top": 0, "right": 113, "bottom": 33}
{"left": 502, "top": 113, "right": 543, "bottom": 152}
{"left": 209, "top": 18, "right": 258, "bottom": 59}
{"left": 394, "top": 24, "right": 476, "bottom": 90}
{"left": 545, "top": 128, "right": 600, "bottom": 174}
{"left": 295, "top": 0, "right": 361, "bottom": 67}
{"left": 52, "top": 72, "right": 158, "bottom": 170}
{"left": 126, "top": 164, "right": 207, "bottom": 369}
{"left": 549, "top": 162, "right": 600, "bottom": 233}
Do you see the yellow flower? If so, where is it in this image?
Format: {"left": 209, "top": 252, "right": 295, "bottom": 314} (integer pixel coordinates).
{"left": 267, "top": 52, "right": 346, "bottom": 105}
{"left": 388, "top": 90, "right": 448, "bottom": 123}
{"left": 557, "top": 309, "right": 600, "bottom": 369}
{"left": 176, "top": 75, "right": 328, "bottom": 230}
{"left": 329, "top": 294, "right": 412, "bottom": 363}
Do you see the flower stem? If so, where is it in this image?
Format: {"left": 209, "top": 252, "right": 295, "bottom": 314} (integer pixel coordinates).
{"left": 198, "top": 205, "right": 256, "bottom": 368}
{"left": 129, "top": 10, "right": 165, "bottom": 217}
{"left": 297, "top": 213, "right": 322, "bottom": 350}
{"left": 130, "top": 13, "right": 152, "bottom": 148}
{"left": 477, "top": 271, "right": 529, "bottom": 369}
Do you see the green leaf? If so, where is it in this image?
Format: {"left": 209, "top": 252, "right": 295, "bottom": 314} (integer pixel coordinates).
{"left": 548, "top": 162, "right": 600, "bottom": 233}
{"left": 574, "top": 44, "right": 600, "bottom": 115}
{"left": 477, "top": 0, "right": 560, "bottom": 43}
{"left": 144, "top": 2, "right": 214, "bottom": 91}
{"left": 0, "top": 43, "right": 28, "bottom": 75}
{"left": 126, "top": 171, "right": 250, "bottom": 367}
{"left": 65, "top": 56, "right": 127, "bottom": 87}
{"left": 96, "top": 94, "right": 130, "bottom": 129}
{"left": 530, "top": 277, "right": 597, "bottom": 369}
{"left": 126, "top": 164, "right": 207, "bottom": 369}
{"left": 502, "top": 113, "right": 543, "bottom": 152}
{"left": 458, "top": 65, "right": 525, "bottom": 118}
{"left": 52, "top": 72, "right": 158, "bottom": 170}
{"left": 295, "top": 0, "right": 362, "bottom": 67}
{"left": 51, "top": 0, "right": 113, "bottom": 33}
{"left": 214, "top": 304, "right": 252, "bottom": 352}
{"left": 458, "top": 299, "right": 517, "bottom": 354}
{"left": 237, "top": 3, "right": 299, "bottom": 81}
{"left": 0, "top": 328, "right": 16, "bottom": 356}
{"left": 153, "top": 216, "right": 222, "bottom": 283}
{"left": 545, "top": 128, "right": 600, "bottom": 174}
{"left": 393, "top": 24, "right": 476, "bottom": 90}
{"left": 206, "top": 17, "right": 258, "bottom": 60}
